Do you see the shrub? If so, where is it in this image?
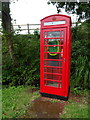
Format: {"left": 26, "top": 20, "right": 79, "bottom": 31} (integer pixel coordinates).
{"left": 2, "top": 34, "right": 40, "bottom": 86}
{"left": 2, "top": 19, "right": 90, "bottom": 90}
{"left": 71, "top": 19, "right": 90, "bottom": 89}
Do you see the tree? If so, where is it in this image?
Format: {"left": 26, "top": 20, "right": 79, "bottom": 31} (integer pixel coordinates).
{"left": 2, "top": 2, "right": 16, "bottom": 65}
{"left": 48, "top": 1, "right": 90, "bottom": 21}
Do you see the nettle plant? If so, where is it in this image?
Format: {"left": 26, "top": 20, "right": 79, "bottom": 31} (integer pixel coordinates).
{"left": 71, "top": 19, "right": 90, "bottom": 90}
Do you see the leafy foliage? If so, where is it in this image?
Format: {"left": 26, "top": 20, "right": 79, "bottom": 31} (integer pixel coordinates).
{"left": 71, "top": 19, "right": 90, "bottom": 89}
{"left": 2, "top": 86, "right": 40, "bottom": 118}
{"left": 2, "top": 34, "right": 40, "bottom": 86}
{"left": 49, "top": 1, "right": 90, "bottom": 21}
{"left": 2, "top": 19, "right": 90, "bottom": 90}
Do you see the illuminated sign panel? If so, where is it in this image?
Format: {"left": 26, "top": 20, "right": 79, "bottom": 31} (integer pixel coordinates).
{"left": 44, "top": 20, "right": 66, "bottom": 26}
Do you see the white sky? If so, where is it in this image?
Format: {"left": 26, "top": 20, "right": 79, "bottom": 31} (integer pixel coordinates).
{"left": 10, "top": 0, "right": 77, "bottom": 25}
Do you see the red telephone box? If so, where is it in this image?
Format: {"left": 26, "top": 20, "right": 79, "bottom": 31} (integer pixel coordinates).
{"left": 40, "top": 14, "right": 72, "bottom": 100}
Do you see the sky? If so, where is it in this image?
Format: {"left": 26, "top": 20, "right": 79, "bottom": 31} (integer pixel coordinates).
{"left": 10, "top": 0, "right": 56, "bottom": 24}
{"left": 10, "top": 0, "right": 77, "bottom": 24}
{"left": 10, "top": 0, "right": 78, "bottom": 34}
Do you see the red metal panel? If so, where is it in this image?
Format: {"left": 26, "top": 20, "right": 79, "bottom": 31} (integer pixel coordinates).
{"left": 41, "top": 14, "right": 71, "bottom": 29}
{"left": 40, "top": 28, "right": 44, "bottom": 92}
{"left": 40, "top": 14, "right": 72, "bottom": 98}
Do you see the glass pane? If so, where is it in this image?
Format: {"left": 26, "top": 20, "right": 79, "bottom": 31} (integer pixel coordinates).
{"left": 61, "top": 31, "right": 64, "bottom": 37}
{"left": 47, "top": 39, "right": 64, "bottom": 45}
{"left": 48, "top": 61, "right": 62, "bottom": 67}
{"left": 52, "top": 74, "right": 60, "bottom": 80}
{"left": 44, "top": 46, "right": 63, "bottom": 59}
{"left": 44, "top": 46, "right": 47, "bottom": 52}
{"left": 44, "top": 60, "right": 47, "bottom": 66}
{"left": 48, "top": 52, "right": 63, "bottom": 59}
{"left": 48, "top": 39, "right": 60, "bottom": 45}
{"left": 44, "top": 32, "right": 47, "bottom": 38}
{"left": 44, "top": 67, "right": 47, "bottom": 72}
{"left": 44, "top": 53, "right": 47, "bottom": 59}
{"left": 44, "top": 51, "right": 63, "bottom": 60}
{"left": 59, "top": 82, "right": 62, "bottom": 88}
{"left": 48, "top": 39, "right": 60, "bottom": 55}
{"left": 44, "top": 74, "right": 52, "bottom": 79}
{"left": 44, "top": 39, "right": 64, "bottom": 45}
{"left": 52, "top": 68, "right": 62, "bottom": 74}
{"left": 44, "top": 73, "right": 62, "bottom": 80}
{"left": 44, "top": 67, "right": 62, "bottom": 74}
{"left": 44, "top": 31, "right": 64, "bottom": 38}
{"left": 44, "top": 39, "right": 47, "bottom": 45}
{"left": 48, "top": 31, "right": 60, "bottom": 38}
{"left": 45, "top": 81, "right": 58, "bottom": 87}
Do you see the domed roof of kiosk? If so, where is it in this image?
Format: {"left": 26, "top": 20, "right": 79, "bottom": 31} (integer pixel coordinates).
{"left": 41, "top": 14, "right": 71, "bottom": 21}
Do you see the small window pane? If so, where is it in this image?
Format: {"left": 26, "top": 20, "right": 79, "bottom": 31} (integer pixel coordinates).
{"left": 48, "top": 61, "right": 62, "bottom": 67}
{"left": 44, "top": 67, "right": 62, "bottom": 74}
{"left": 48, "top": 31, "right": 60, "bottom": 38}
{"left": 59, "top": 82, "right": 62, "bottom": 88}
{"left": 44, "top": 73, "right": 62, "bottom": 81}
{"left": 45, "top": 81, "right": 58, "bottom": 88}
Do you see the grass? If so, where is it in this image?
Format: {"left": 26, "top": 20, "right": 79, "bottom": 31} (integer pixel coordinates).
{"left": 61, "top": 90, "right": 89, "bottom": 118}
{"left": 2, "top": 86, "right": 89, "bottom": 119}
{"left": 50, "top": 99, "right": 59, "bottom": 103}
{"left": 2, "top": 86, "right": 40, "bottom": 118}
{"left": 50, "top": 99, "right": 62, "bottom": 103}
{"left": 61, "top": 102, "right": 88, "bottom": 118}
{"left": 0, "top": 88, "right": 2, "bottom": 119}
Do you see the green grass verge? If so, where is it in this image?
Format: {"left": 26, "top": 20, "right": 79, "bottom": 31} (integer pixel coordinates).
{"left": 61, "top": 102, "right": 88, "bottom": 118}
{"left": 0, "top": 89, "right": 2, "bottom": 119}
{"left": 2, "top": 86, "right": 40, "bottom": 118}
{"left": 2, "top": 86, "right": 89, "bottom": 119}
{"left": 61, "top": 90, "right": 89, "bottom": 118}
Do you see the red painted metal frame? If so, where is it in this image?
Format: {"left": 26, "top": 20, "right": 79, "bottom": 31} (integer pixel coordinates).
{"left": 40, "top": 14, "right": 72, "bottom": 98}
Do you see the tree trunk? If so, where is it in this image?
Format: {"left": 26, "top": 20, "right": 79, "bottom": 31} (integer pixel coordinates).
{"left": 7, "top": 34, "right": 16, "bottom": 64}
{"left": 2, "top": 2, "right": 16, "bottom": 65}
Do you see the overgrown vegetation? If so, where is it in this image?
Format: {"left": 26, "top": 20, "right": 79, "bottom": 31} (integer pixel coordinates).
{"left": 61, "top": 90, "right": 89, "bottom": 118}
{"left": 61, "top": 102, "right": 88, "bottom": 118}
{"left": 2, "top": 86, "right": 40, "bottom": 118}
{"left": 2, "top": 34, "right": 40, "bottom": 86}
{"left": 71, "top": 19, "right": 90, "bottom": 90}
{"left": 2, "top": 19, "right": 90, "bottom": 90}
